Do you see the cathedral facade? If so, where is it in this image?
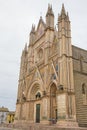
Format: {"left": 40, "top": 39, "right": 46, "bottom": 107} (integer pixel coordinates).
{"left": 15, "top": 4, "right": 87, "bottom": 127}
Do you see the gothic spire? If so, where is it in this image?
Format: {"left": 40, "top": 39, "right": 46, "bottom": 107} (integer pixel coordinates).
{"left": 61, "top": 4, "right": 66, "bottom": 15}
{"left": 46, "top": 4, "right": 54, "bottom": 17}
{"left": 58, "top": 4, "right": 67, "bottom": 22}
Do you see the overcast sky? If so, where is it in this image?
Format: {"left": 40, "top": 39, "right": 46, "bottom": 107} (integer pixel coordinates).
{"left": 0, "top": 0, "right": 87, "bottom": 111}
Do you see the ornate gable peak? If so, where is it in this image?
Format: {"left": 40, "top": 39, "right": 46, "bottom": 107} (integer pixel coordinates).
{"left": 36, "top": 16, "right": 46, "bottom": 36}
{"left": 37, "top": 16, "right": 46, "bottom": 31}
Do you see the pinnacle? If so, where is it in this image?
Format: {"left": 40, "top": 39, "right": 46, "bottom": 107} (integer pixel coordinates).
{"left": 39, "top": 16, "right": 43, "bottom": 22}
{"left": 58, "top": 3, "right": 67, "bottom": 21}
{"left": 61, "top": 3, "right": 66, "bottom": 15}
{"left": 46, "top": 3, "right": 54, "bottom": 17}
{"left": 66, "top": 12, "right": 69, "bottom": 21}
{"left": 31, "top": 24, "right": 35, "bottom": 33}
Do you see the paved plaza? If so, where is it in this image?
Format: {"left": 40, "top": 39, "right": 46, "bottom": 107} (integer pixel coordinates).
{"left": 0, "top": 127, "right": 20, "bottom": 130}
{"left": 0, "top": 126, "right": 87, "bottom": 130}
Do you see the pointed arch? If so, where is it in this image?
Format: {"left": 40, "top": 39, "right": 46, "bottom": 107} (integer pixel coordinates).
{"left": 48, "top": 81, "right": 58, "bottom": 121}
{"left": 27, "top": 80, "right": 44, "bottom": 100}
{"left": 47, "top": 80, "right": 58, "bottom": 93}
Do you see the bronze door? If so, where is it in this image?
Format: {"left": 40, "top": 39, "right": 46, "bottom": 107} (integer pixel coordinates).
{"left": 36, "top": 104, "right": 40, "bottom": 123}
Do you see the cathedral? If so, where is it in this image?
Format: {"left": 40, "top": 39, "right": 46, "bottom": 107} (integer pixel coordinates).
{"left": 15, "top": 4, "right": 87, "bottom": 127}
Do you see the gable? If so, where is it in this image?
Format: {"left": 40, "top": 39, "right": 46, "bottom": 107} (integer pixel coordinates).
{"left": 36, "top": 17, "right": 46, "bottom": 37}
{"left": 31, "top": 67, "right": 44, "bottom": 84}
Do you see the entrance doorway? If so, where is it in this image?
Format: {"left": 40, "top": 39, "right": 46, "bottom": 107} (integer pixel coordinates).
{"left": 36, "top": 104, "right": 40, "bottom": 123}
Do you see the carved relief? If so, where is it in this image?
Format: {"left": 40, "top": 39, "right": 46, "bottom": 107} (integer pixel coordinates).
{"left": 38, "top": 48, "right": 43, "bottom": 61}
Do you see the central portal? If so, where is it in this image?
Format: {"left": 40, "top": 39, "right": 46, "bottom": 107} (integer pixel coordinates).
{"left": 36, "top": 104, "right": 40, "bottom": 123}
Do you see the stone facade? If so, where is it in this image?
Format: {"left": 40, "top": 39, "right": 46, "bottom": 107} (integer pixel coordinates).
{"left": 15, "top": 4, "right": 87, "bottom": 127}
{"left": 72, "top": 46, "right": 87, "bottom": 127}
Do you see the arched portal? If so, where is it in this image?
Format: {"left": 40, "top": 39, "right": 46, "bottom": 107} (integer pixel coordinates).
{"left": 30, "top": 84, "right": 42, "bottom": 100}
{"left": 27, "top": 80, "right": 44, "bottom": 100}
{"left": 50, "top": 83, "right": 57, "bottom": 122}
{"left": 27, "top": 82, "right": 42, "bottom": 123}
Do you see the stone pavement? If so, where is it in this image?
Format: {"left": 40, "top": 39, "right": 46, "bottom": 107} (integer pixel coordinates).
{"left": 0, "top": 127, "right": 20, "bottom": 130}
{"left": 0, "top": 123, "right": 87, "bottom": 130}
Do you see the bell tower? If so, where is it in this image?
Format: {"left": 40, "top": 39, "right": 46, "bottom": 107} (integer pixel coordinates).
{"left": 57, "top": 4, "right": 78, "bottom": 127}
